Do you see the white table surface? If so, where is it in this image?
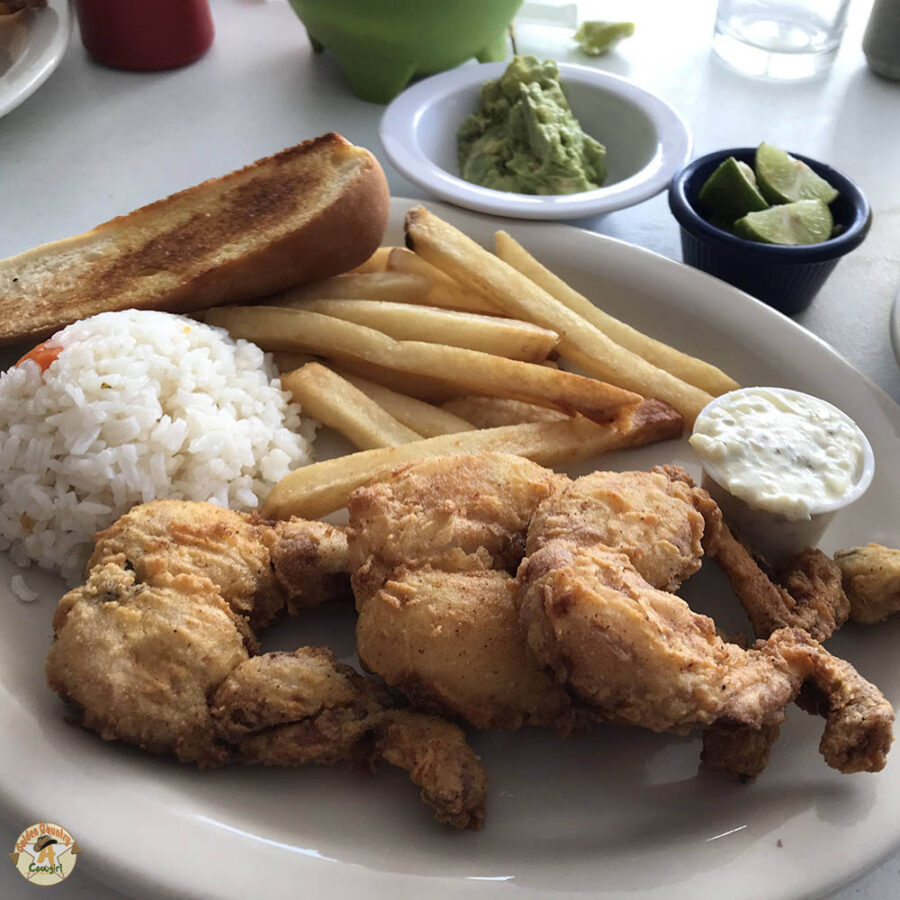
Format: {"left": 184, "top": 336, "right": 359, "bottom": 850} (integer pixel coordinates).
{"left": 1, "top": 0, "right": 898, "bottom": 897}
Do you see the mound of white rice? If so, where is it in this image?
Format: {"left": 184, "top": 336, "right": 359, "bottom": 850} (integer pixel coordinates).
{"left": 0, "top": 310, "right": 315, "bottom": 584}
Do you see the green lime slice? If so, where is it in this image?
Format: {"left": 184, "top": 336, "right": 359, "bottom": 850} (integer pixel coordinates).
{"left": 698, "top": 156, "right": 769, "bottom": 223}
{"left": 707, "top": 215, "right": 737, "bottom": 234}
{"left": 734, "top": 199, "right": 834, "bottom": 245}
{"left": 755, "top": 142, "right": 839, "bottom": 205}
{"left": 735, "top": 160, "right": 758, "bottom": 186}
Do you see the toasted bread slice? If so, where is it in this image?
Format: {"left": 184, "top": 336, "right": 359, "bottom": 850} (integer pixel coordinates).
{"left": 0, "top": 133, "right": 390, "bottom": 345}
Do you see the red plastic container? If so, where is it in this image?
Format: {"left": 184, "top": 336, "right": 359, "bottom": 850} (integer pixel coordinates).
{"left": 75, "top": 0, "right": 215, "bottom": 71}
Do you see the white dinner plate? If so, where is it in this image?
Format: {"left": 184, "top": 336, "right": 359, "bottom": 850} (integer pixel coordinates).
{"left": 1, "top": 198, "right": 899, "bottom": 900}
{"left": 0, "top": 0, "right": 70, "bottom": 120}
{"left": 890, "top": 287, "right": 900, "bottom": 367}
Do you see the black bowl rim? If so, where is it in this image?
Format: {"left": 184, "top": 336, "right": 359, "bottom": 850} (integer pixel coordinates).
{"left": 668, "top": 147, "right": 872, "bottom": 263}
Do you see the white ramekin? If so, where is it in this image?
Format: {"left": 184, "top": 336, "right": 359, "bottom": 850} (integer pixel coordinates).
{"left": 692, "top": 387, "right": 875, "bottom": 567}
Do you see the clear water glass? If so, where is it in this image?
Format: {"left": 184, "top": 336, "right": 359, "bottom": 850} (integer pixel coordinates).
{"left": 713, "top": 0, "right": 851, "bottom": 80}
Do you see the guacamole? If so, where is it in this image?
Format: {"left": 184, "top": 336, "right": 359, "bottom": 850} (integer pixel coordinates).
{"left": 456, "top": 56, "right": 608, "bottom": 195}
{"left": 574, "top": 21, "right": 635, "bottom": 56}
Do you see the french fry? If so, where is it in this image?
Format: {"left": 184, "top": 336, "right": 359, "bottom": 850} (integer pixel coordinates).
{"left": 204, "top": 307, "right": 642, "bottom": 423}
{"left": 417, "top": 279, "right": 499, "bottom": 315}
{"left": 269, "top": 271, "right": 433, "bottom": 305}
{"left": 387, "top": 247, "right": 458, "bottom": 288}
{"left": 262, "top": 398, "right": 682, "bottom": 520}
{"left": 388, "top": 247, "right": 500, "bottom": 314}
{"left": 281, "top": 363, "right": 421, "bottom": 449}
{"left": 337, "top": 371, "right": 474, "bottom": 436}
{"left": 273, "top": 351, "right": 316, "bottom": 372}
{"left": 275, "top": 353, "right": 459, "bottom": 403}
{"left": 283, "top": 298, "right": 558, "bottom": 362}
{"left": 349, "top": 246, "right": 396, "bottom": 274}
{"left": 494, "top": 231, "right": 738, "bottom": 396}
{"left": 405, "top": 206, "right": 713, "bottom": 424}
{"left": 332, "top": 358, "right": 462, "bottom": 403}
{"left": 442, "top": 396, "right": 569, "bottom": 427}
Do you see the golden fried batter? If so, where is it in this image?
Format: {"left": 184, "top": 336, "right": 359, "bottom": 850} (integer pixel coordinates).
{"left": 659, "top": 466, "right": 850, "bottom": 642}
{"left": 356, "top": 568, "right": 573, "bottom": 729}
{"left": 349, "top": 454, "right": 576, "bottom": 730}
{"left": 272, "top": 519, "right": 351, "bottom": 614}
{"left": 46, "top": 501, "right": 485, "bottom": 828}
{"left": 211, "top": 647, "right": 487, "bottom": 829}
{"left": 517, "top": 467, "right": 894, "bottom": 776}
{"left": 46, "top": 563, "right": 251, "bottom": 765}
{"left": 835, "top": 544, "right": 900, "bottom": 624}
{"left": 89, "top": 500, "right": 351, "bottom": 628}
{"left": 89, "top": 500, "right": 285, "bottom": 629}
{"left": 525, "top": 468, "right": 705, "bottom": 591}
{"left": 211, "top": 646, "right": 387, "bottom": 747}
{"left": 348, "top": 453, "right": 564, "bottom": 603}
{"left": 376, "top": 710, "right": 487, "bottom": 831}
{"left": 519, "top": 542, "right": 794, "bottom": 731}
{"left": 47, "top": 458, "right": 895, "bottom": 827}
{"left": 701, "top": 721, "right": 785, "bottom": 779}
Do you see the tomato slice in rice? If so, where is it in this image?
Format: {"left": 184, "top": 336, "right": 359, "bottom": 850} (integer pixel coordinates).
{"left": 16, "top": 341, "right": 62, "bottom": 372}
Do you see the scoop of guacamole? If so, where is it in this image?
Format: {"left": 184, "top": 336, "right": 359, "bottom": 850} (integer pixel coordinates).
{"left": 457, "top": 56, "right": 608, "bottom": 196}
{"left": 574, "top": 21, "right": 635, "bottom": 56}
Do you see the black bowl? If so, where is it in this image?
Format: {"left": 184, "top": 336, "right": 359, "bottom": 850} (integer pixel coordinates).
{"left": 668, "top": 147, "right": 871, "bottom": 316}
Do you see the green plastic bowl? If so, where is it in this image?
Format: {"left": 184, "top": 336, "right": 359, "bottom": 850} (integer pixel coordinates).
{"left": 287, "top": 0, "right": 523, "bottom": 103}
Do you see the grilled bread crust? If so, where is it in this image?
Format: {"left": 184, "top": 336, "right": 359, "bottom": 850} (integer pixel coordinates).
{"left": 0, "top": 133, "right": 390, "bottom": 345}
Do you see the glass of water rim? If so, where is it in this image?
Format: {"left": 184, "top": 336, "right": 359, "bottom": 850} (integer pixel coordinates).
{"left": 713, "top": 0, "right": 851, "bottom": 80}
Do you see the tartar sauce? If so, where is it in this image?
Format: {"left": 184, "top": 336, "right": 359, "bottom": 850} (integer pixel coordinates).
{"left": 689, "top": 387, "right": 870, "bottom": 522}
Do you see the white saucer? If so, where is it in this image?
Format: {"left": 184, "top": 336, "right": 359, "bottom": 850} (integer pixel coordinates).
{"left": 379, "top": 62, "right": 691, "bottom": 220}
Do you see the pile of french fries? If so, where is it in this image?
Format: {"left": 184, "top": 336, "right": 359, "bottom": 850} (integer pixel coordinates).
{"left": 204, "top": 207, "right": 738, "bottom": 520}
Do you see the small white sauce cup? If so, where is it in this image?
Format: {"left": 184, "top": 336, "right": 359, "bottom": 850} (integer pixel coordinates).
{"left": 692, "top": 387, "right": 875, "bottom": 568}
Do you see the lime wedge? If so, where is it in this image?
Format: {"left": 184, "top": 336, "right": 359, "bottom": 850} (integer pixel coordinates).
{"left": 755, "top": 142, "right": 839, "bottom": 205}
{"left": 707, "top": 215, "right": 737, "bottom": 234}
{"left": 734, "top": 199, "right": 834, "bottom": 245}
{"left": 735, "top": 160, "right": 758, "bottom": 186}
{"left": 698, "top": 156, "right": 769, "bottom": 223}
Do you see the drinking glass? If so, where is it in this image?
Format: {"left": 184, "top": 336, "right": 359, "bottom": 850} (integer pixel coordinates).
{"left": 713, "top": 0, "right": 851, "bottom": 80}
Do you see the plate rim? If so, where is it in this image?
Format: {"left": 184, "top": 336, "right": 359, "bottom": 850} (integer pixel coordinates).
{"left": 890, "top": 287, "right": 900, "bottom": 368}
{"left": 2, "top": 196, "right": 899, "bottom": 900}
{"left": 379, "top": 62, "right": 692, "bottom": 220}
{"left": 0, "top": 0, "right": 71, "bottom": 120}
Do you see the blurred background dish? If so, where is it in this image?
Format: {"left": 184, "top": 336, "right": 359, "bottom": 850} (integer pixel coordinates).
{"left": 0, "top": 0, "right": 69, "bottom": 118}
{"left": 287, "top": 0, "right": 522, "bottom": 104}
{"left": 380, "top": 62, "right": 691, "bottom": 220}
{"left": 668, "top": 147, "right": 871, "bottom": 316}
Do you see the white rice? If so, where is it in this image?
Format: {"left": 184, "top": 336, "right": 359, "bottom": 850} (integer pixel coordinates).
{"left": 0, "top": 310, "right": 315, "bottom": 584}
{"left": 10, "top": 574, "right": 37, "bottom": 603}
